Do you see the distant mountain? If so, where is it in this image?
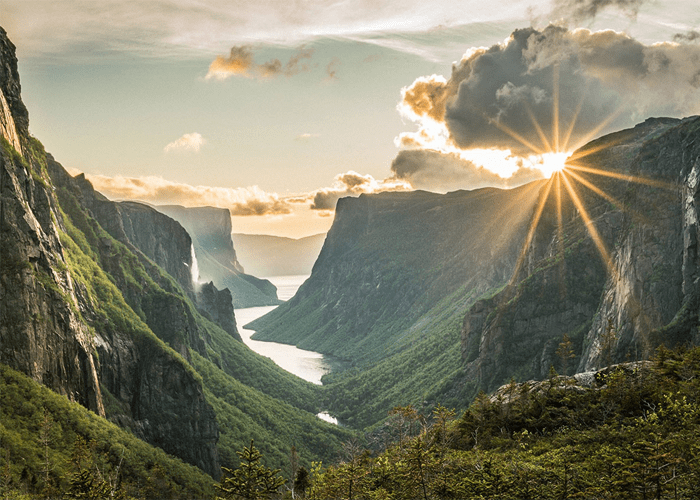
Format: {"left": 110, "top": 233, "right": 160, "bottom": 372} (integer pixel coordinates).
{"left": 155, "top": 205, "right": 281, "bottom": 307}
{"left": 250, "top": 116, "right": 700, "bottom": 429}
{"left": 231, "top": 233, "right": 326, "bottom": 277}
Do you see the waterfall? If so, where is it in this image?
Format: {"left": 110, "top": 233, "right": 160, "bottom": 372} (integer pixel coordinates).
{"left": 190, "top": 243, "right": 200, "bottom": 285}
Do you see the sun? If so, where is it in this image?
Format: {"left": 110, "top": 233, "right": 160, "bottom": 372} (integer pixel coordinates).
{"left": 537, "top": 152, "right": 570, "bottom": 178}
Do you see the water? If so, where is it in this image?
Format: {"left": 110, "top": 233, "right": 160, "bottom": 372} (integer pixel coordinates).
{"left": 236, "top": 305, "right": 332, "bottom": 386}
{"left": 236, "top": 275, "right": 339, "bottom": 424}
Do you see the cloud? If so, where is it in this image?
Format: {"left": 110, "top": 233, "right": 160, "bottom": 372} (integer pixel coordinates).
{"left": 310, "top": 171, "right": 411, "bottom": 210}
{"left": 550, "top": 0, "right": 647, "bottom": 24}
{"left": 6, "top": 0, "right": 533, "bottom": 62}
{"left": 82, "top": 173, "right": 291, "bottom": 216}
{"left": 399, "top": 25, "right": 700, "bottom": 157}
{"left": 77, "top": 168, "right": 409, "bottom": 216}
{"left": 206, "top": 45, "right": 313, "bottom": 80}
{"left": 390, "top": 149, "right": 545, "bottom": 192}
{"left": 164, "top": 132, "right": 205, "bottom": 153}
{"left": 295, "top": 133, "right": 320, "bottom": 141}
{"left": 674, "top": 30, "right": 700, "bottom": 44}
{"left": 325, "top": 58, "right": 340, "bottom": 80}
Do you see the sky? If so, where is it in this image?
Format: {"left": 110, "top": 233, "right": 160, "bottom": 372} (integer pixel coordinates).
{"left": 2, "top": 0, "right": 699, "bottom": 237}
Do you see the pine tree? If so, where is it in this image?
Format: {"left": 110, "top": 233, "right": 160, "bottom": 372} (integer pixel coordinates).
{"left": 217, "top": 440, "right": 286, "bottom": 500}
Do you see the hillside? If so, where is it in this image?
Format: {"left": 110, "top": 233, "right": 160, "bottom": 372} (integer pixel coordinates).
{"left": 250, "top": 116, "right": 700, "bottom": 429}
{"left": 231, "top": 233, "right": 326, "bottom": 277}
{"left": 0, "top": 26, "right": 351, "bottom": 496}
{"left": 308, "top": 346, "right": 700, "bottom": 499}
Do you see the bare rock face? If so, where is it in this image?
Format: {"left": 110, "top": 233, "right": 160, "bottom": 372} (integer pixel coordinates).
{"left": 0, "top": 27, "right": 103, "bottom": 416}
{"left": 197, "top": 281, "right": 241, "bottom": 341}
{"left": 462, "top": 116, "right": 700, "bottom": 392}
{"left": 0, "top": 27, "right": 219, "bottom": 477}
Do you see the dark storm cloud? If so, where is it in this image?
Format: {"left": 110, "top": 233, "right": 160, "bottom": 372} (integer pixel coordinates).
{"left": 390, "top": 150, "right": 544, "bottom": 192}
{"left": 401, "top": 25, "right": 700, "bottom": 155}
{"left": 674, "top": 31, "right": 700, "bottom": 44}
{"left": 551, "top": 0, "right": 646, "bottom": 23}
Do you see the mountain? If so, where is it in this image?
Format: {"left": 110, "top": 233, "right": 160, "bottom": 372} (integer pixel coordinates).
{"left": 250, "top": 187, "right": 541, "bottom": 364}
{"left": 155, "top": 205, "right": 280, "bottom": 307}
{"left": 462, "top": 116, "right": 700, "bottom": 392}
{"left": 249, "top": 186, "right": 543, "bottom": 427}
{"left": 231, "top": 233, "right": 326, "bottom": 277}
{"left": 0, "top": 26, "right": 351, "bottom": 495}
{"left": 250, "top": 117, "right": 700, "bottom": 429}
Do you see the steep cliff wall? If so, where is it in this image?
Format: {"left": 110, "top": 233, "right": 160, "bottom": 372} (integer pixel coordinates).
{"left": 0, "top": 27, "right": 219, "bottom": 476}
{"left": 461, "top": 117, "right": 700, "bottom": 392}
{"left": 0, "top": 27, "right": 103, "bottom": 416}
{"left": 156, "top": 205, "right": 280, "bottom": 307}
{"left": 250, "top": 186, "right": 543, "bottom": 364}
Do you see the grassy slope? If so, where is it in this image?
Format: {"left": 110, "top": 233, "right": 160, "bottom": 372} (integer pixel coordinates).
{"left": 321, "top": 284, "right": 480, "bottom": 429}
{"left": 53, "top": 182, "right": 353, "bottom": 473}
{"left": 0, "top": 364, "right": 215, "bottom": 499}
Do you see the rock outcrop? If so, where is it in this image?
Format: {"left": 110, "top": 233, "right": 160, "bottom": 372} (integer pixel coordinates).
{"left": 0, "top": 27, "right": 219, "bottom": 477}
{"left": 197, "top": 281, "right": 241, "bottom": 341}
{"left": 462, "top": 117, "right": 700, "bottom": 392}
{"left": 156, "top": 205, "right": 280, "bottom": 307}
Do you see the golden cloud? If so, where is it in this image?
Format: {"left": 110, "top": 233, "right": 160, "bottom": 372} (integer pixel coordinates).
{"left": 310, "top": 171, "right": 411, "bottom": 210}
{"left": 206, "top": 45, "right": 313, "bottom": 80}
{"left": 82, "top": 173, "right": 291, "bottom": 216}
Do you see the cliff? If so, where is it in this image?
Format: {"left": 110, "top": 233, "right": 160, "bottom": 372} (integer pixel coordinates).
{"left": 156, "top": 205, "right": 280, "bottom": 307}
{"left": 0, "top": 27, "right": 219, "bottom": 476}
{"left": 0, "top": 28, "right": 103, "bottom": 416}
{"left": 461, "top": 116, "right": 700, "bottom": 392}
{"left": 250, "top": 187, "right": 542, "bottom": 365}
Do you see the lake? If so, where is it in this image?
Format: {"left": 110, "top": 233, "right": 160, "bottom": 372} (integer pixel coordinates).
{"left": 235, "top": 275, "right": 339, "bottom": 425}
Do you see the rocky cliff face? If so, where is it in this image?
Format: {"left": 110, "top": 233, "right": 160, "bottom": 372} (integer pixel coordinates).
{"left": 156, "top": 205, "right": 280, "bottom": 307}
{"left": 250, "top": 187, "right": 542, "bottom": 363}
{"left": 0, "top": 27, "right": 103, "bottom": 417}
{"left": 0, "top": 27, "right": 219, "bottom": 477}
{"left": 197, "top": 281, "right": 241, "bottom": 341}
{"left": 462, "top": 117, "right": 700, "bottom": 392}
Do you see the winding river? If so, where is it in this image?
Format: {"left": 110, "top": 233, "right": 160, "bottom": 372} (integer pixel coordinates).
{"left": 236, "top": 275, "right": 338, "bottom": 424}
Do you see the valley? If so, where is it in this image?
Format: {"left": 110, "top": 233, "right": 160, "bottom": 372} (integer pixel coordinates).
{"left": 2, "top": 14, "right": 700, "bottom": 500}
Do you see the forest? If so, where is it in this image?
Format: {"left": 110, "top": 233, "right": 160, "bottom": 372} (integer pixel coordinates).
{"left": 4, "top": 345, "right": 700, "bottom": 499}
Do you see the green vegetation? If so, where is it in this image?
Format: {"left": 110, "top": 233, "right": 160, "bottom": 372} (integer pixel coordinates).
{"left": 321, "top": 285, "right": 475, "bottom": 430}
{"left": 0, "top": 364, "right": 214, "bottom": 499}
{"left": 216, "top": 441, "right": 286, "bottom": 500}
{"left": 53, "top": 173, "right": 353, "bottom": 475}
{"left": 308, "top": 346, "right": 700, "bottom": 499}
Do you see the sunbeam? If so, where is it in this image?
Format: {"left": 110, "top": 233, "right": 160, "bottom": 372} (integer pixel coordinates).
{"left": 560, "top": 171, "right": 618, "bottom": 279}
{"left": 553, "top": 63, "right": 560, "bottom": 154}
{"left": 510, "top": 177, "right": 555, "bottom": 284}
{"left": 566, "top": 164, "right": 679, "bottom": 191}
{"left": 565, "top": 168, "right": 648, "bottom": 224}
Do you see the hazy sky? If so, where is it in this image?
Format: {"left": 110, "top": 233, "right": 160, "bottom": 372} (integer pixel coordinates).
{"left": 2, "top": 0, "right": 699, "bottom": 237}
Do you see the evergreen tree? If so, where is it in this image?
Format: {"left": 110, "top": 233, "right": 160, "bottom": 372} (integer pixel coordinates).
{"left": 217, "top": 440, "right": 286, "bottom": 500}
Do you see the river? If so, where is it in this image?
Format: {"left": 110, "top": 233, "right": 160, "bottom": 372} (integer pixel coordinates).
{"left": 236, "top": 275, "right": 338, "bottom": 425}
